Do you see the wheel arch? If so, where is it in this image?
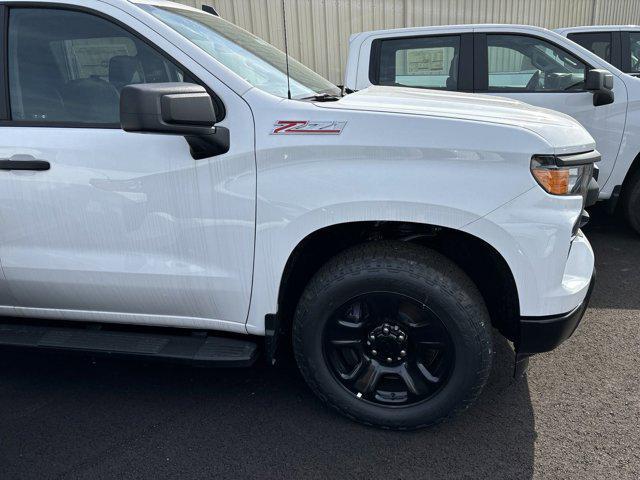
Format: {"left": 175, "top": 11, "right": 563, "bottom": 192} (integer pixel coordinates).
{"left": 271, "top": 221, "right": 521, "bottom": 360}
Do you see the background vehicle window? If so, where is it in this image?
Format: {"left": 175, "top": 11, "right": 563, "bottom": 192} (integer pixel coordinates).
{"left": 568, "top": 32, "right": 612, "bottom": 63}
{"left": 376, "top": 36, "right": 460, "bottom": 90}
{"left": 628, "top": 32, "right": 640, "bottom": 73}
{"left": 487, "top": 35, "right": 587, "bottom": 92}
{"left": 9, "top": 8, "right": 191, "bottom": 124}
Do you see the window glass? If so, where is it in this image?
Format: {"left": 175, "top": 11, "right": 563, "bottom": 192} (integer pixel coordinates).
{"left": 487, "top": 35, "right": 587, "bottom": 92}
{"left": 9, "top": 8, "right": 189, "bottom": 124}
{"left": 376, "top": 36, "right": 460, "bottom": 90}
{"left": 139, "top": 5, "right": 340, "bottom": 100}
{"left": 568, "top": 32, "right": 612, "bottom": 63}
{"left": 628, "top": 32, "right": 640, "bottom": 73}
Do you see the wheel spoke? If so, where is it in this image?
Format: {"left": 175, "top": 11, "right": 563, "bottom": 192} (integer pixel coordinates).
{"left": 336, "top": 318, "right": 365, "bottom": 329}
{"left": 336, "top": 300, "right": 367, "bottom": 329}
{"left": 341, "top": 359, "right": 366, "bottom": 381}
{"left": 397, "top": 301, "right": 433, "bottom": 329}
{"left": 417, "top": 361, "right": 441, "bottom": 384}
{"left": 330, "top": 339, "right": 363, "bottom": 349}
{"left": 417, "top": 340, "right": 446, "bottom": 350}
{"left": 353, "top": 359, "right": 383, "bottom": 395}
{"left": 398, "top": 363, "right": 430, "bottom": 395}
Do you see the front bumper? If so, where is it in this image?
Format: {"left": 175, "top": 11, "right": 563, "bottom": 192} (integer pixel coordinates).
{"left": 514, "top": 271, "right": 596, "bottom": 376}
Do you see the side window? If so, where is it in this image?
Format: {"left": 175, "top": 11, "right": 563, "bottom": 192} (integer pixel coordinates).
{"left": 374, "top": 36, "right": 461, "bottom": 90}
{"left": 627, "top": 32, "right": 640, "bottom": 74}
{"left": 568, "top": 32, "right": 612, "bottom": 63}
{"left": 487, "top": 35, "right": 587, "bottom": 92}
{"left": 8, "top": 8, "right": 191, "bottom": 125}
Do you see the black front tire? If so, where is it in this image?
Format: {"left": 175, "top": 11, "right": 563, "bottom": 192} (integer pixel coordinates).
{"left": 292, "top": 241, "right": 493, "bottom": 430}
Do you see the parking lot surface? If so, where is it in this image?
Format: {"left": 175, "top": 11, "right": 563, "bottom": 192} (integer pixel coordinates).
{"left": 0, "top": 207, "right": 638, "bottom": 480}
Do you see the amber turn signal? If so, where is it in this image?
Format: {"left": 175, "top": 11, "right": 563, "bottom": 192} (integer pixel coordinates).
{"left": 531, "top": 168, "right": 570, "bottom": 195}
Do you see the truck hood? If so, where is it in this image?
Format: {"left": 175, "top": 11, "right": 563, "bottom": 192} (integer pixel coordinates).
{"left": 319, "top": 86, "right": 595, "bottom": 153}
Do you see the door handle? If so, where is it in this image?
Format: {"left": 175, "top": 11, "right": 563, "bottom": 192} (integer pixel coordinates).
{"left": 0, "top": 159, "right": 50, "bottom": 171}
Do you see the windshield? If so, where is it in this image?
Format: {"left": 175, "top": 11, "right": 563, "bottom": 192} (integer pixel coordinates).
{"left": 139, "top": 5, "right": 340, "bottom": 99}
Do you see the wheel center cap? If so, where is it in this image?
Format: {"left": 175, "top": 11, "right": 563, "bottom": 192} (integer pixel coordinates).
{"left": 367, "top": 323, "right": 408, "bottom": 363}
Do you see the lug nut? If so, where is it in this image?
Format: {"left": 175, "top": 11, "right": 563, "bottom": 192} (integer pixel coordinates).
{"left": 400, "top": 350, "right": 406, "bottom": 357}
{"left": 371, "top": 350, "right": 377, "bottom": 356}
{"left": 386, "top": 357, "right": 393, "bottom": 363}
{"left": 383, "top": 327, "right": 389, "bottom": 334}
{"left": 369, "top": 334, "right": 375, "bottom": 340}
{"left": 394, "top": 325, "right": 399, "bottom": 330}
{"left": 398, "top": 335, "right": 405, "bottom": 341}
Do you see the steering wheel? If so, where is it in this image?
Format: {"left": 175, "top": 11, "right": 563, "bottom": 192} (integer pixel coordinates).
{"left": 526, "top": 70, "right": 541, "bottom": 91}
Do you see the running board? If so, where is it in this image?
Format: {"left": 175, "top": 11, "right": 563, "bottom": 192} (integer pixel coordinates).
{"left": 0, "top": 322, "right": 258, "bottom": 367}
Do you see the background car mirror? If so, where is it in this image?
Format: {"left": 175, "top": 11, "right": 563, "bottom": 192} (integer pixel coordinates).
{"left": 585, "top": 69, "right": 615, "bottom": 106}
{"left": 120, "top": 83, "right": 229, "bottom": 159}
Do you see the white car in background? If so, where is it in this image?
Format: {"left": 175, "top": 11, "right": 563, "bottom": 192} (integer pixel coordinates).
{"left": 556, "top": 25, "right": 640, "bottom": 77}
{"left": 346, "top": 24, "right": 640, "bottom": 234}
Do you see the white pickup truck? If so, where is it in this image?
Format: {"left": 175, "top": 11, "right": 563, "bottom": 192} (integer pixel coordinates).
{"left": 346, "top": 24, "right": 640, "bottom": 234}
{"left": 0, "top": 0, "right": 597, "bottom": 430}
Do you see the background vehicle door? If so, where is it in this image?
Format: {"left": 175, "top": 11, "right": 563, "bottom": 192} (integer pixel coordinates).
{"left": 0, "top": 4, "right": 256, "bottom": 328}
{"left": 473, "top": 31, "right": 627, "bottom": 186}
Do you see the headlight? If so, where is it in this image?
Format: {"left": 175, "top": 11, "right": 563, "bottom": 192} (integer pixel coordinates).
{"left": 531, "top": 154, "right": 596, "bottom": 198}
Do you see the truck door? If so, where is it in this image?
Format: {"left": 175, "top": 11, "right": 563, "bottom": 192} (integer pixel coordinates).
{"left": 473, "top": 32, "right": 626, "bottom": 188}
{"left": 0, "top": 4, "right": 256, "bottom": 328}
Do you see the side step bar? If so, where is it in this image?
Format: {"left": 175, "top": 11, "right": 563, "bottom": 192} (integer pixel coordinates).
{"left": 0, "top": 322, "right": 258, "bottom": 367}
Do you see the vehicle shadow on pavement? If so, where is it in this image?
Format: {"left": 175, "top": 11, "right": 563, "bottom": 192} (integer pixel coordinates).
{"left": 0, "top": 332, "right": 534, "bottom": 480}
{"left": 583, "top": 205, "right": 640, "bottom": 310}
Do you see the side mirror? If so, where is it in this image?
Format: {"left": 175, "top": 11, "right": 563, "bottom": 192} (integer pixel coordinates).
{"left": 120, "top": 82, "right": 229, "bottom": 159}
{"left": 585, "top": 69, "right": 614, "bottom": 107}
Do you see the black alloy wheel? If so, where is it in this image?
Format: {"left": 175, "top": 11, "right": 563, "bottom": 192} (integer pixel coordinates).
{"left": 323, "top": 292, "right": 454, "bottom": 406}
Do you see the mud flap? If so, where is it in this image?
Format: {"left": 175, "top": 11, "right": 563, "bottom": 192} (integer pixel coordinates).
{"left": 513, "top": 353, "right": 530, "bottom": 378}
{"left": 265, "top": 313, "right": 281, "bottom": 365}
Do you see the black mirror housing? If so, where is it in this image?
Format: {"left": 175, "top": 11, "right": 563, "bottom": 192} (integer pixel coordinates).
{"left": 585, "top": 69, "right": 615, "bottom": 106}
{"left": 120, "top": 83, "right": 229, "bottom": 160}
{"left": 121, "top": 82, "right": 216, "bottom": 135}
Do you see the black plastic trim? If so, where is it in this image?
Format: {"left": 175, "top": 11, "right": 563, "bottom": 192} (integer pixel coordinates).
{"left": 0, "top": 2, "right": 226, "bottom": 127}
{"left": 0, "top": 318, "right": 259, "bottom": 367}
{"left": 585, "top": 178, "right": 599, "bottom": 208}
{"left": 516, "top": 271, "right": 595, "bottom": 357}
{"left": 0, "top": 5, "right": 7, "bottom": 121}
{"left": 458, "top": 33, "right": 474, "bottom": 92}
{"left": 555, "top": 150, "right": 601, "bottom": 167}
{"left": 608, "top": 184, "right": 622, "bottom": 214}
{"left": 368, "top": 38, "right": 382, "bottom": 86}
{"left": 473, "top": 33, "right": 488, "bottom": 91}
{"left": 612, "top": 31, "right": 623, "bottom": 70}
{"left": 264, "top": 313, "right": 281, "bottom": 366}
{"left": 201, "top": 5, "right": 219, "bottom": 17}
{"left": 0, "top": 159, "right": 49, "bottom": 170}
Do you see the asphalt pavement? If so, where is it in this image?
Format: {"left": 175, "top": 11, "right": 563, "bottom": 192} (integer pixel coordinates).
{"left": 0, "top": 206, "right": 638, "bottom": 480}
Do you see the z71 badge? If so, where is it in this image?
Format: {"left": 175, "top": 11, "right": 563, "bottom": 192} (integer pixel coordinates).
{"left": 271, "top": 120, "right": 347, "bottom": 135}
